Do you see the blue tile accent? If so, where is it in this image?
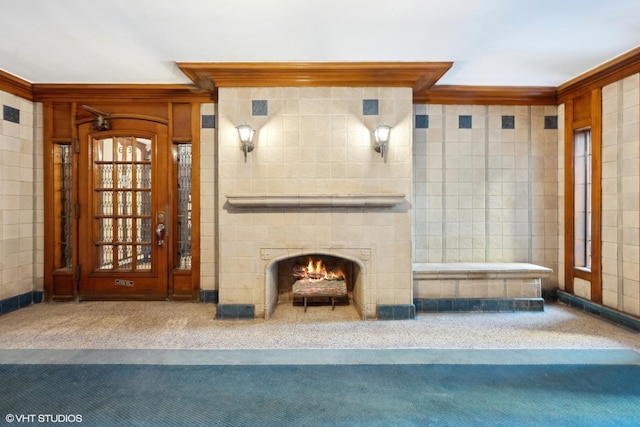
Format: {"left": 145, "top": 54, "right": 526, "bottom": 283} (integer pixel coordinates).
{"left": 414, "top": 298, "right": 545, "bottom": 313}
{"left": 215, "top": 304, "right": 255, "bottom": 320}
{"left": 558, "top": 291, "right": 640, "bottom": 332}
{"left": 452, "top": 299, "right": 469, "bottom": 312}
{"left": 33, "top": 291, "right": 44, "bottom": 304}
{"left": 201, "top": 115, "right": 215, "bottom": 129}
{"left": 544, "top": 115, "right": 558, "bottom": 129}
{"left": 459, "top": 115, "right": 472, "bottom": 129}
{"left": 3, "top": 105, "right": 20, "bottom": 124}
{"left": 0, "top": 291, "right": 34, "bottom": 316}
{"left": 542, "top": 288, "right": 558, "bottom": 301}
{"left": 363, "top": 99, "right": 379, "bottom": 116}
{"left": 199, "top": 290, "right": 219, "bottom": 303}
{"left": 376, "top": 304, "right": 416, "bottom": 320}
{"left": 415, "top": 114, "right": 429, "bottom": 129}
{"left": 482, "top": 299, "right": 499, "bottom": 312}
{"left": 252, "top": 100, "right": 268, "bottom": 116}
{"left": 501, "top": 115, "right": 515, "bottom": 129}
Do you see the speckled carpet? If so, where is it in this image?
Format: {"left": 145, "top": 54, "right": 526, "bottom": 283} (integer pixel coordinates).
{"left": 2, "top": 360, "right": 639, "bottom": 426}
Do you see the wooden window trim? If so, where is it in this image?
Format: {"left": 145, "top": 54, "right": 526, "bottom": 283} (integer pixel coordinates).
{"left": 563, "top": 89, "right": 602, "bottom": 302}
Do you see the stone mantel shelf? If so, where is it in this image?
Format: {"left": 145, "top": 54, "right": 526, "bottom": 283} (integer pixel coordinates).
{"left": 225, "top": 194, "right": 405, "bottom": 208}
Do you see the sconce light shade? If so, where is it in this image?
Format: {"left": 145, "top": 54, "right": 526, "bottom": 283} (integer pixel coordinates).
{"left": 373, "top": 125, "right": 392, "bottom": 158}
{"left": 236, "top": 124, "right": 255, "bottom": 162}
{"left": 236, "top": 124, "right": 255, "bottom": 144}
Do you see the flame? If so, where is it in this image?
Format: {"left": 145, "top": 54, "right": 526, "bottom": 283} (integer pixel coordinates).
{"left": 295, "top": 257, "right": 345, "bottom": 282}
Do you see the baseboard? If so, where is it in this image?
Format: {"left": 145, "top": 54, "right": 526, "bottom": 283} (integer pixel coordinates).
{"left": 414, "top": 298, "right": 544, "bottom": 313}
{"left": 0, "top": 291, "right": 43, "bottom": 316}
{"left": 215, "top": 304, "right": 255, "bottom": 320}
{"left": 557, "top": 291, "right": 640, "bottom": 332}
{"left": 376, "top": 304, "right": 416, "bottom": 320}
{"left": 199, "top": 290, "right": 219, "bottom": 303}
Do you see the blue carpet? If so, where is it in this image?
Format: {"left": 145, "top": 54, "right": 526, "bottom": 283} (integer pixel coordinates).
{"left": 1, "top": 363, "right": 639, "bottom": 426}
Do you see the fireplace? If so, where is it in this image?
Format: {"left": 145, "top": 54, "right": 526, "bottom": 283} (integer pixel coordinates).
{"left": 264, "top": 249, "right": 367, "bottom": 319}
{"left": 214, "top": 86, "right": 414, "bottom": 320}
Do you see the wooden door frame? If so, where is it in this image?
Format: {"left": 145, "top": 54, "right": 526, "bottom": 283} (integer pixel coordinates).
{"left": 43, "top": 100, "right": 202, "bottom": 302}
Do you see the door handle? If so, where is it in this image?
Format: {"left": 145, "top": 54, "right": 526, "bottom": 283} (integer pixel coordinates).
{"left": 156, "top": 223, "right": 165, "bottom": 246}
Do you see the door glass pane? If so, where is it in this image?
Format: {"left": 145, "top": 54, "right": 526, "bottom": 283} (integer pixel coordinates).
{"left": 176, "top": 144, "right": 192, "bottom": 270}
{"left": 55, "top": 144, "right": 73, "bottom": 269}
{"left": 574, "top": 129, "right": 592, "bottom": 269}
{"left": 94, "top": 136, "right": 152, "bottom": 271}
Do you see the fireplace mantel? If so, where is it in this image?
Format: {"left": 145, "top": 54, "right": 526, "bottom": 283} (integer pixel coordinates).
{"left": 225, "top": 194, "right": 405, "bottom": 208}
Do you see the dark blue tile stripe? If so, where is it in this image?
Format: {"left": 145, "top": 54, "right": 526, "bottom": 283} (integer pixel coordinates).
{"left": 199, "top": 290, "right": 219, "bottom": 303}
{"left": 376, "top": 304, "right": 416, "bottom": 320}
{"left": 215, "top": 304, "right": 255, "bottom": 320}
{"left": 0, "top": 291, "right": 40, "bottom": 316}
{"left": 558, "top": 291, "right": 640, "bottom": 332}
{"left": 414, "top": 298, "right": 544, "bottom": 313}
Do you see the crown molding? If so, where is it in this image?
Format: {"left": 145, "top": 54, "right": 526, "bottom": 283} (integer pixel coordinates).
{"left": 558, "top": 46, "right": 640, "bottom": 102}
{"left": 177, "top": 61, "right": 453, "bottom": 95}
{"left": 32, "top": 84, "right": 211, "bottom": 103}
{"left": 0, "top": 70, "right": 33, "bottom": 101}
{"left": 414, "top": 85, "right": 558, "bottom": 105}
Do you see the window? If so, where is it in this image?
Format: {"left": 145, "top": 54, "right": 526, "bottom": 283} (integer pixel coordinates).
{"left": 573, "top": 129, "right": 591, "bottom": 270}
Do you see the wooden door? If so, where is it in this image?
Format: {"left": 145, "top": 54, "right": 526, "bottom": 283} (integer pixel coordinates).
{"left": 77, "top": 118, "right": 170, "bottom": 299}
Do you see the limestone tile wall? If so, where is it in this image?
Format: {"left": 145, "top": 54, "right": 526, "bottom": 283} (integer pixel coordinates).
{"left": 0, "top": 91, "right": 41, "bottom": 302}
{"left": 200, "top": 103, "right": 216, "bottom": 292}
{"left": 217, "top": 87, "right": 413, "bottom": 318}
{"left": 412, "top": 104, "right": 559, "bottom": 287}
{"left": 601, "top": 73, "right": 640, "bottom": 317}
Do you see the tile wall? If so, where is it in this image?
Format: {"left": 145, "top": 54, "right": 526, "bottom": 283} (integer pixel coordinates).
{"left": 200, "top": 103, "right": 216, "bottom": 295}
{"left": 0, "top": 90, "right": 43, "bottom": 312}
{"left": 601, "top": 73, "right": 640, "bottom": 316}
{"left": 412, "top": 104, "right": 559, "bottom": 288}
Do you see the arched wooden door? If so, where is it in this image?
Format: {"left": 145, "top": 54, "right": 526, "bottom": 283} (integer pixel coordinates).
{"left": 76, "top": 118, "right": 170, "bottom": 299}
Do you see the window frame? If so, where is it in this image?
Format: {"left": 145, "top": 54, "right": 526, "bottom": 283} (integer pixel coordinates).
{"left": 564, "top": 90, "right": 602, "bottom": 301}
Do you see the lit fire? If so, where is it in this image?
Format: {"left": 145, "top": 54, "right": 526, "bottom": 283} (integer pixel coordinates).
{"left": 293, "top": 257, "right": 345, "bottom": 282}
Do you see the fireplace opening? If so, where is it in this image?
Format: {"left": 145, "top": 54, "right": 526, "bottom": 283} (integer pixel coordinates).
{"left": 276, "top": 255, "right": 356, "bottom": 311}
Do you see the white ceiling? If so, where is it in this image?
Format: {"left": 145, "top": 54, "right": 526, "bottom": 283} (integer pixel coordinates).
{"left": 1, "top": 0, "right": 639, "bottom": 87}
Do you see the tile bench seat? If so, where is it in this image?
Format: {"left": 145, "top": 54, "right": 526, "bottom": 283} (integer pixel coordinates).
{"left": 413, "top": 263, "right": 552, "bottom": 313}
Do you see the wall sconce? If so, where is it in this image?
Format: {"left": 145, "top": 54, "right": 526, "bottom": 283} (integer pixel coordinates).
{"left": 236, "top": 124, "right": 255, "bottom": 162}
{"left": 373, "top": 125, "right": 392, "bottom": 159}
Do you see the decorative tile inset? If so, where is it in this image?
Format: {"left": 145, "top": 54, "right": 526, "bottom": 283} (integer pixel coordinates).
{"left": 363, "top": 99, "right": 379, "bottom": 115}
{"left": 544, "top": 115, "right": 558, "bottom": 129}
{"left": 201, "top": 115, "right": 215, "bottom": 129}
{"left": 415, "top": 114, "right": 429, "bottom": 129}
{"left": 252, "top": 100, "right": 268, "bottom": 116}
{"left": 458, "top": 115, "right": 472, "bottom": 129}
{"left": 3, "top": 105, "right": 19, "bottom": 124}
{"left": 501, "top": 115, "right": 515, "bottom": 129}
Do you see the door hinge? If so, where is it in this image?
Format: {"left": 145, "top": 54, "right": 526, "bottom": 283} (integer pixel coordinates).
{"left": 74, "top": 265, "right": 80, "bottom": 283}
{"left": 74, "top": 203, "right": 80, "bottom": 219}
{"left": 74, "top": 137, "right": 79, "bottom": 154}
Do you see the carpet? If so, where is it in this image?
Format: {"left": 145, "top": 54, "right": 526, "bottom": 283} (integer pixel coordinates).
{"left": 1, "top": 363, "right": 639, "bottom": 426}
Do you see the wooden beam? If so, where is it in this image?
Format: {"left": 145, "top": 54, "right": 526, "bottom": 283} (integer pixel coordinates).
{"left": 177, "top": 61, "right": 453, "bottom": 93}
{"left": 415, "top": 85, "right": 558, "bottom": 105}
{"left": 0, "top": 69, "right": 33, "bottom": 100}
{"left": 558, "top": 46, "right": 640, "bottom": 102}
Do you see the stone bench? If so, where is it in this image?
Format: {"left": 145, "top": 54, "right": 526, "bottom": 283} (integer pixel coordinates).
{"left": 413, "top": 263, "right": 552, "bottom": 313}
